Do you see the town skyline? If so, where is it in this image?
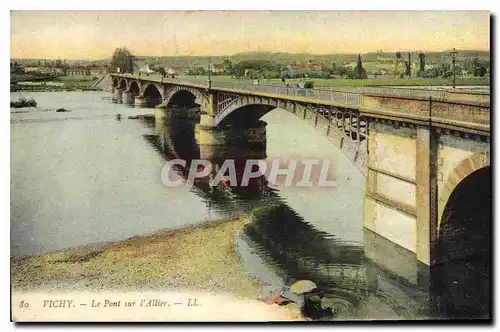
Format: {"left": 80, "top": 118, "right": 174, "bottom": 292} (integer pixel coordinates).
{"left": 11, "top": 11, "right": 490, "bottom": 60}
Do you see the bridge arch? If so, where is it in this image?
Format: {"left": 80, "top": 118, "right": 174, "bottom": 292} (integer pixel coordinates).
{"left": 141, "top": 83, "right": 164, "bottom": 107}
{"left": 217, "top": 103, "right": 275, "bottom": 127}
{"left": 213, "top": 99, "right": 367, "bottom": 173}
{"left": 164, "top": 87, "right": 207, "bottom": 109}
{"left": 142, "top": 83, "right": 164, "bottom": 99}
{"left": 127, "top": 80, "right": 140, "bottom": 94}
{"left": 432, "top": 166, "right": 491, "bottom": 318}
{"left": 167, "top": 90, "right": 198, "bottom": 108}
{"left": 437, "top": 152, "right": 490, "bottom": 232}
{"left": 139, "top": 84, "right": 164, "bottom": 108}
{"left": 112, "top": 77, "right": 119, "bottom": 87}
{"left": 118, "top": 79, "right": 127, "bottom": 90}
{"left": 432, "top": 154, "right": 491, "bottom": 318}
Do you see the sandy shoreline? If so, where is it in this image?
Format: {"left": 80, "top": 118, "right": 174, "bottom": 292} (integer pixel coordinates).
{"left": 11, "top": 215, "right": 304, "bottom": 321}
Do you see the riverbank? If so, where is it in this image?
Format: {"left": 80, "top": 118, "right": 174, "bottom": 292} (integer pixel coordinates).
{"left": 11, "top": 74, "right": 108, "bottom": 92}
{"left": 11, "top": 215, "right": 304, "bottom": 321}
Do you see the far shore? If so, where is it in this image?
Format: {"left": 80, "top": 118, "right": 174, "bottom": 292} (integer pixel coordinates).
{"left": 11, "top": 215, "right": 305, "bottom": 321}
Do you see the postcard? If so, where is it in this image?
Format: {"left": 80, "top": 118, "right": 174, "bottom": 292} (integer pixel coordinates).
{"left": 10, "top": 10, "right": 491, "bottom": 322}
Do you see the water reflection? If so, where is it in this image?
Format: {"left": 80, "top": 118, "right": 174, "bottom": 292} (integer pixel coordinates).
{"left": 141, "top": 115, "right": 430, "bottom": 320}
{"left": 141, "top": 116, "right": 281, "bottom": 217}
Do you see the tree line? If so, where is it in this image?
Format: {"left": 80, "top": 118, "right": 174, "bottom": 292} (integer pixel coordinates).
{"left": 109, "top": 47, "right": 490, "bottom": 80}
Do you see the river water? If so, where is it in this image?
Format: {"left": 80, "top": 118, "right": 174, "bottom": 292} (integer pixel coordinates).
{"left": 11, "top": 91, "right": 477, "bottom": 320}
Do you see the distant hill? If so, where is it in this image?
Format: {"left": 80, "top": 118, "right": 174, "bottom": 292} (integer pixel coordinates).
{"left": 132, "top": 50, "right": 490, "bottom": 68}
{"left": 12, "top": 50, "right": 489, "bottom": 68}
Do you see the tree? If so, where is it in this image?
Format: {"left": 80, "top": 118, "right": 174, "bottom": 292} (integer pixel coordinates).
{"left": 187, "top": 67, "right": 206, "bottom": 76}
{"left": 418, "top": 53, "right": 426, "bottom": 73}
{"left": 158, "top": 67, "right": 166, "bottom": 77}
{"left": 337, "top": 66, "right": 348, "bottom": 77}
{"left": 232, "top": 60, "right": 280, "bottom": 77}
{"left": 110, "top": 47, "right": 135, "bottom": 73}
{"left": 355, "top": 54, "right": 367, "bottom": 79}
{"left": 474, "top": 65, "right": 487, "bottom": 77}
{"left": 471, "top": 58, "right": 488, "bottom": 77}
{"left": 222, "top": 59, "right": 233, "bottom": 74}
{"left": 406, "top": 53, "right": 411, "bottom": 77}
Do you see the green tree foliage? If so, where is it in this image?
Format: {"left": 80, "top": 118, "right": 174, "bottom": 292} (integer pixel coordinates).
{"left": 222, "top": 59, "right": 233, "bottom": 74}
{"left": 336, "top": 67, "right": 348, "bottom": 76}
{"left": 232, "top": 60, "right": 280, "bottom": 77}
{"left": 355, "top": 54, "right": 367, "bottom": 79}
{"left": 187, "top": 67, "right": 207, "bottom": 76}
{"left": 418, "top": 53, "right": 426, "bottom": 73}
{"left": 62, "top": 60, "right": 69, "bottom": 75}
{"left": 471, "top": 58, "right": 488, "bottom": 77}
{"left": 110, "top": 47, "right": 135, "bottom": 73}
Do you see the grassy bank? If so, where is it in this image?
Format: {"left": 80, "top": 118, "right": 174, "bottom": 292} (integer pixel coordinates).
{"left": 11, "top": 215, "right": 303, "bottom": 320}
{"left": 11, "top": 75, "right": 104, "bottom": 92}
{"left": 11, "top": 217, "right": 253, "bottom": 292}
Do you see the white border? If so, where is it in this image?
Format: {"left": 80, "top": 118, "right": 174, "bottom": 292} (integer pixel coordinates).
{"left": 2, "top": 2, "right": 497, "bottom": 332}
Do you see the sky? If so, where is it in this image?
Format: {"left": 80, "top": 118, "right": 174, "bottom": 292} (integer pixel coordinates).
{"left": 10, "top": 11, "right": 490, "bottom": 60}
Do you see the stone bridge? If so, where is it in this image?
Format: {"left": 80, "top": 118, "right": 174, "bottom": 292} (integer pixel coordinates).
{"left": 111, "top": 74, "right": 491, "bottom": 298}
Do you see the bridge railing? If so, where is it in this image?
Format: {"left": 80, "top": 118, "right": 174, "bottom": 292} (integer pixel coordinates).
{"left": 111, "top": 74, "right": 488, "bottom": 106}
{"left": 210, "top": 80, "right": 363, "bottom": 106}
{"left": 161, "top": 77, "right": 452, "bottom": 104}
{"left": 350, "top": 86, "right": 447, "bottom": 99}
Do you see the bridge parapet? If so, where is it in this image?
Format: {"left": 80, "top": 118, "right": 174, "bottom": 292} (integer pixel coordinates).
{"left": 430, "top": 98, "right": 490, "bottom": 133}
{"left": 361, "top": 94, "right": 490, "bottom": 135}
{"left": 110, "top": 74, "right": 490, "bottom": 135}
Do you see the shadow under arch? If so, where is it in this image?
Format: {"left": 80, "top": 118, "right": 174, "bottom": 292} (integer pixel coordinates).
{"left": 217, "top": 104, "right": 275, "bottom": 128}
{"left": 142, "top": 84, "right": 163, "bottom": 107}
{"left": 167, "top": 90, "right": 200, "bottom": 108}
{"left": 118, "top": 79, "right": 127, "bottom": 89}
{"left": 431, "top": 166, "right": 491, "bottom": 319}
{"left": 128, "top": 80, "right": 140, "bottom": 94}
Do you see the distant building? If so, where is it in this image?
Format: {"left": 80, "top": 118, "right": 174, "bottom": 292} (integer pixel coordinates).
{"left": 24, "top": 67, "right": 42, "bottom": 74}
{"left": 286, "top": 63, "right": 323, "bottom": 77}
{"left": 166, "top": 66, "right": 190, "bottom": 75}
{"left": 67, "top": 66, "right": 89, "bottom": 76}
{"left": 377, "top": 56, "right": 393, "bottom": 64}
{"left": 211, "top": 64, "right": 225, "bottom": 73}
{"left": 138, "top": 65, "right": 154, "bottom": 75}
{"left": 343, "top": 61, "right": 357, "bottom": 69}
{"left": 41, "top": 68, "right": 64, "bottom": 76}
{"left": 89, "top": 66, "right": 108, "bottom": 76}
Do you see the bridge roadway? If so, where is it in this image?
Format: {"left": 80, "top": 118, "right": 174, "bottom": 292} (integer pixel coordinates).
{"left": 111, "top": 73, "right": 491, "bottom": 297}
{"left": 113, "top": 73, "right": 490, "bottom": 105}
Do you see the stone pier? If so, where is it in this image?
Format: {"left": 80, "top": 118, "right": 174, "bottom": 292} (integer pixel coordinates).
{"left": 134, "top": 96, "right": 148, "bottom": 107}
{"left": 122, "top": 92, "right": 137, "bottom": 104}
{"left": 197, "top": 121, "right": 267, "bottom": 147}
{"left": 112, "top": 88, "right": 124, "bottom": 103}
